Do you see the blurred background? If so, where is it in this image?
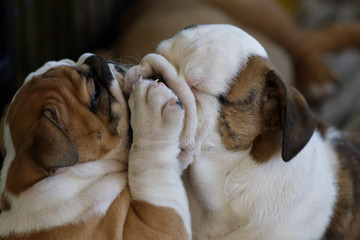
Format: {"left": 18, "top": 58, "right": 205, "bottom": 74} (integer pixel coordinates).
{"left": 0, "top": 0, "right": 132, "bottom": 116}
{"left": 0, "top": 0, "right": 359, "bottom": 139}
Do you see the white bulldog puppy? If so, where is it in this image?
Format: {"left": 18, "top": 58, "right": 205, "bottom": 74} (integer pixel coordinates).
{"left": 125, "top": 24, "right": 360, "bottom": 240}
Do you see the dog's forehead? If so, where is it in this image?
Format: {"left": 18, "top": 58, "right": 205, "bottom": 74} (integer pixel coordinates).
{"left": 4, "top": 53, "right": 94, "bottom": 120}
{"left": 24, "top": 53, "right": 93, "bottom": 84}
{"left": 156, "top": 24, "right": 268, "bottom": 94}
{"left": 2, "top": 53, "right": 96, "bottom": 137}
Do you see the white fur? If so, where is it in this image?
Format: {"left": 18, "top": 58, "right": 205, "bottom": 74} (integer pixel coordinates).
{"left": 187, "top": 126, "right": 338, "bottom": 239}
{"left": 128, "top": 79, "right": 191, "bottom": 236}
{"left": 125, "top": 24, "right": 340, "bottom": 239}
{"left": 156, "top": 24, "right": 268, "bottom": 95}
{"left": 24, "top": 53, "right": 93, "bottom": 83}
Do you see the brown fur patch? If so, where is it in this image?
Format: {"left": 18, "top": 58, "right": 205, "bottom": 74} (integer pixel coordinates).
{"left": 218, "top": 56, "right": 315, "bottom": 163}
{"left": 218, "top": 56, "right": 267, "bottom": 151}
{"left": 250, "top": 129, "right": 282, "bottom": 164}
{"left": 5, "top": 156, "right": 48, "bottom": 195}
{"left": 0, "top": 193, "right": 11, "bottom": 212}
{"left": 323, "top": 134, "right": 360, "bottom": 239}
{"left": 4, "top": 65, "right": 123, "bottom": 195}
{"left": 316, "top": 119, "right": 329, "bottom": 139}
{"left": 0, "top": 188, "right": 189, "bottom": 240}
{"left": 124, "top": 199, "right": 189, "bottom": 239}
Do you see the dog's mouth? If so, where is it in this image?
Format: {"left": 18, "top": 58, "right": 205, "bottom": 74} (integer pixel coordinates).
{"left": 149, "top": 73, "right": 168, "bottom": 87}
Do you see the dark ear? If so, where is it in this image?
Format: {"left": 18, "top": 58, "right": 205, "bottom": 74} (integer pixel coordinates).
{"left": 29, "top": 109, "right": 78, "bottom": 173}
{"left": 263, "top": 70, "right": 316, "bottom": 162}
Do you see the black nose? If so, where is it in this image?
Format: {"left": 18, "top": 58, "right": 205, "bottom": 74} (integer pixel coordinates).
{"left": 84, "top": 55, "right": 114, "bottom": 89}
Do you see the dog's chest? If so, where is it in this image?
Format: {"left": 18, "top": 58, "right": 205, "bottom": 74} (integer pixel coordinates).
{"left": 188, "top": 131, "right": 340, "bottom": 239}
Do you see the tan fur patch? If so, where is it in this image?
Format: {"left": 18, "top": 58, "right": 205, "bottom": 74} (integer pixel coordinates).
{"left": 4, "top": 66, "right": 123, "bottom": 195}
{"left": 250, "top": 129, "right": 282, "bottom": 164}
{"left": 218, "top": 56, "right": 315, "bottom": 163}
{"left": 218, "top": 56, "right": 284, "bottom": 163}
{"left": 124, "top": 199, "right": 190, "bottom": 239}
{"left": 218, "top": 56, "right": 267, "bottom": 151}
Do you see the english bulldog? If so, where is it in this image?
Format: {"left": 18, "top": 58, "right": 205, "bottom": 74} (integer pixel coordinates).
{"left": 0, "top": 54, "right": 191, "bottom": 239}
{"left": 125, "top": 24, "right": 360, "bottom": 239}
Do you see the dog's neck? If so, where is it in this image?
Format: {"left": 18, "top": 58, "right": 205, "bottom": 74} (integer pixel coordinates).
{"left": 0, "top": 124, "right": 127, "bottom": 236}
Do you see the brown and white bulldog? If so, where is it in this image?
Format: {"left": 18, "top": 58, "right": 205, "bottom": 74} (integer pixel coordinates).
{"left": 0, "top": 54, "right": 191, "bottom": 239}
{"left": 125, "top": 24, "right": 360, "bottom": 240}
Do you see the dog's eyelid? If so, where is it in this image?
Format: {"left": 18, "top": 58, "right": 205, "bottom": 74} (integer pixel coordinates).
{"left": 41, "top": 107, "right": 59, "bottom": 123}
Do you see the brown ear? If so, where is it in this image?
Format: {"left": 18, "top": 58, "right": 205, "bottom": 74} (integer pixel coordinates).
{"left": 29, "top": 109, "right": 78, "bottom": 173}
{"left": 263, "top": 71, "right": 316, "bottom": 162}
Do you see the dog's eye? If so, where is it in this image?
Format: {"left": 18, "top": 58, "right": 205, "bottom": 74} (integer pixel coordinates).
{"left": 91, "top": 80, "right": 101, "bottom": 102}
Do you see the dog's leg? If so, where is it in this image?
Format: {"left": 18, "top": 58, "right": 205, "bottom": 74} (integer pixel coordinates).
{"left": 125, "top": 79, "right": 190, "bottom": 239}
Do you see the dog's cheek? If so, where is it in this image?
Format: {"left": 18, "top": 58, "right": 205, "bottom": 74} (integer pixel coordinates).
{"left": 218, "top": 104, "right": 262, "bottom": 151}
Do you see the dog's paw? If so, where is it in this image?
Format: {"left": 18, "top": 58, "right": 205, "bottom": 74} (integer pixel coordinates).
{"left": 129, "top": 78, "right": 184, "bottom": 148}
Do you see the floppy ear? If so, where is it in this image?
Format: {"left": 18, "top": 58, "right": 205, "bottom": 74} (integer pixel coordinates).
{"left": 263, "top": 70, "right": 316, "bottom": 162}
{"left": 29, "top": 108, "right": 78, "bottom": 173}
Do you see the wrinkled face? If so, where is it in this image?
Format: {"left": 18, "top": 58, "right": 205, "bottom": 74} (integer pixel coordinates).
{"left": 125, "top": 24, "right": 315, "bottom": 164}
{"left": 0, "top": 54, "right": 130, "bottom": 197}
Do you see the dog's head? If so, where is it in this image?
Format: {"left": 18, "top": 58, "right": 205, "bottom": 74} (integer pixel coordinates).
{"left": 0, "top": 54, "right": 129, "bottom": 202}
{"left": 125, "top": 24, "right": 316, "bottom": 164}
